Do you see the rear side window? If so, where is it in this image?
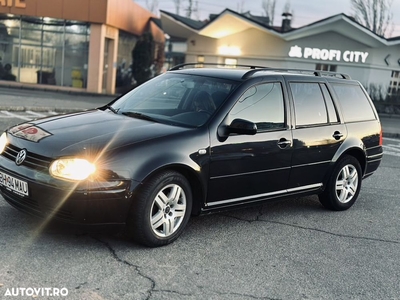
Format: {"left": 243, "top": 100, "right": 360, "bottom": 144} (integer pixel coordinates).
{"left": 290, "top": 82, "right": 328, "bottom": 126}
{"left": 331, "top": 83, "right": 376, "bottom": 122}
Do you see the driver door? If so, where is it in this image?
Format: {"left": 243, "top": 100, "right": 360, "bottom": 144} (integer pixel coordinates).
{"left": 207, "top": 81, "right": 293, "bottom": 206}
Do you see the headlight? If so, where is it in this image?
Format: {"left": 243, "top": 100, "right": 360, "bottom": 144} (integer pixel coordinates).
{"left": 50, "top": 158, "right": 96, "bottom": 181}
{"left": 0, "top": 132, "right": 7, "bottom": 155}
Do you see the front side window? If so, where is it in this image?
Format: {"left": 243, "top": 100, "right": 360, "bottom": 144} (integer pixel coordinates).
{"left": 290, "top": 82, "right": 328, "bottom": 126}
{"left": 228, "top": 82, "right": 285, "bottom": 131}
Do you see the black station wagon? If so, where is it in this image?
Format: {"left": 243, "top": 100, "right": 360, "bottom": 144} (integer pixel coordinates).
{"left": 0, "top": 65, "right": 383, "bottom": 247}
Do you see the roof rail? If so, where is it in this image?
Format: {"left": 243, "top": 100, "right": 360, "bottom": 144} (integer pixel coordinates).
{"left": 242, "top": 68, "right": 351, "bottom": 80}
{"left": 169, "top": 63, "right": 267, "bottom": 71}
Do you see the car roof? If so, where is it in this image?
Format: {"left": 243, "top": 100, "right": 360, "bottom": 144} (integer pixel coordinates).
{"left": 168, "top": 65, "right": 352, "bottom": 82}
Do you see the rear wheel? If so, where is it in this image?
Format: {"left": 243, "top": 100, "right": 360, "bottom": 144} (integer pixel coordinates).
{"left": 319, "top": 155, "right": 362, "bottom": 211}
{"left": 127, "top": 171, "right": 192, "bottom": 247}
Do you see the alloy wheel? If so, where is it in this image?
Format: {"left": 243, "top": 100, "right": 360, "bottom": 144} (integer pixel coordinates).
{"left": 335, "top": 164, "right": 359, "bottom": 204}
{"left": 150, "top": 184, "right": 187, "bottom": 237}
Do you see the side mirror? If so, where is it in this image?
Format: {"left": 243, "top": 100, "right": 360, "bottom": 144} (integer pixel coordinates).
{"left": 228, "top": 119, "right": 257, "bottom": 135}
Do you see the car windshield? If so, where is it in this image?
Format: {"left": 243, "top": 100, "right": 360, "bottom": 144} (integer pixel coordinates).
{"left": 110, "top": 73, "right": 237, "bottom": 127}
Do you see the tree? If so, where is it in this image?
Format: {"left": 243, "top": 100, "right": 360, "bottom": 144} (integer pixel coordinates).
{"left": 282, "top": 1, "right": 293, "bottom": 16}
{"left": 145, "top": 0, "right": 159, "bottom": 14}
{"left": 186, "top": 0, "right": 193, "bottom": 17}
{"left": 350, "top": 0, "right": 393, "bottom": 37}
{"left": 173, "top": 0, "right": 182, "bottom": 15}
{"left": 237, "top": 0, "right": 246, "bottom": 13}
{"left": 184, "top": 0, "right": 199, "bottom": 19}
{"left": 261, "top": 0, "right": 277, "bottom": 26}
{"left": 131, "top": 32, "right": 154, "bottom": 85}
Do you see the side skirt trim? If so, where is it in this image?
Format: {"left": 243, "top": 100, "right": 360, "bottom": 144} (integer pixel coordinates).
{"left": 206, "top": 183, "right": 323, "bottom": 207}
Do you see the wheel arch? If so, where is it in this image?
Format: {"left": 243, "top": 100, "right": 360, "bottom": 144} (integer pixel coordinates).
{"left": 137, "top": 163, "right": 205, "bottom": 216}
{"left": 332, "top": 137, "right": 367, "bottom": 174}
{"left": 340, "top": 148, "right": 367, "bottom": 175}
{"left": 323, "top": 138, "right": 367, "bottom": 190}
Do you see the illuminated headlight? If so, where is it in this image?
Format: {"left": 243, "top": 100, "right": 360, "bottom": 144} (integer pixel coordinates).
{"left": 50, "top": 158, "right": 96, "bottom": 181}
{"left": 0, "top": 132, "right": 7, "bottom": 155}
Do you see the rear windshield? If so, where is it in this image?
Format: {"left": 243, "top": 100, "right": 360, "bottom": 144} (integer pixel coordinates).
{"left": 331, "top": 83, "right": 376, "bottom": 122}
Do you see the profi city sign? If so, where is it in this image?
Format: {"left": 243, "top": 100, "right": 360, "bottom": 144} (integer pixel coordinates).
{"left": 0, "top": 0, "right": 26, "bottom": 8}
{"left": 288, "top": 45, "right": 369, "bottom": 63}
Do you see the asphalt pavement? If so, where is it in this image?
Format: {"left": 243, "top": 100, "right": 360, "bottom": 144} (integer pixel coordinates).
{"left": 0, "top": 85, "right": 399, "bottom": 138}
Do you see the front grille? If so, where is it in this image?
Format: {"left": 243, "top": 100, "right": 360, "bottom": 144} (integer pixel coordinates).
{"left": 2, "top": 144, "right": 52, "bottom": 171}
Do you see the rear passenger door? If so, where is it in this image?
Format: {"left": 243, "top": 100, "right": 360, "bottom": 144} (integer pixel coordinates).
{"left": 287, "top": 81, "right": 347, "bottom": 189}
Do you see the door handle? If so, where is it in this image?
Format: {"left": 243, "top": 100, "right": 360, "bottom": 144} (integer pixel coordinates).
{"left": 333, "top": 131, "right": 343, "bottom": 140}
{"left": 277, "top": 138, "right": 291, "bottom": 149}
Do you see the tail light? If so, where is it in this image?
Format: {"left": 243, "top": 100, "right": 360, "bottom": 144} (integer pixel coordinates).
{"left": 379, "top": 126, "right": 383, "bottom": 146}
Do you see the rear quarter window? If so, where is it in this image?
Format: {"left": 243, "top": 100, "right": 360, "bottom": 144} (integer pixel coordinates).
{"left": 331, "top": 83, "right": 376, "bottom": 122}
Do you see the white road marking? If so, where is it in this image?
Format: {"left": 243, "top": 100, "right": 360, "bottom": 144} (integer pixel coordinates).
{"left": 0, "top": 110, "right": 59, "bottom": 120}
{"left": 0, "top": 110, "right": 32, "bottom": 121}
{"left": 384, "top": 137, "right": 400, "bottom": 143}
{"left": 382, "top": 138, "right": 400, "bottom": 157}
{"left": 383, "top": 151, "right": 400, "bottom": 157}
{"left": 25, "top": 110, "right": 47, "bottom": 118}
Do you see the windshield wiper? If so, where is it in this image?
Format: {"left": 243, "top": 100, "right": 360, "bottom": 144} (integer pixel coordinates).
{"left": 121, "top": 111, "right": 159, "bottom": 123}
{"left": 106, "top": 105, "right": 119, "bottom": 114}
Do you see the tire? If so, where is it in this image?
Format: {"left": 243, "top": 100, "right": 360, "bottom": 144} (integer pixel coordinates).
{"left": 319, "top": 155, "right": 362, "bottom": 211}
{"left": 127, "top": 171, "right": 192, "bottom": 247}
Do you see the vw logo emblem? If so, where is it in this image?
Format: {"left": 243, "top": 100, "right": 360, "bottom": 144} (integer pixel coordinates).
{"left": 15, "top": 149, "right": 27, "bottom": 165}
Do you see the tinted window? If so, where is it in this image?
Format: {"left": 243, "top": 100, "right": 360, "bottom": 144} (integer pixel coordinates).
{"left": 331, "top": 83, "right": 376, "bottom": 122}
{"left": 229, "top": 82, "right": 285, "bottom": 131}
{"left": 290, "top": 82, "right": 328, "bottom": 126}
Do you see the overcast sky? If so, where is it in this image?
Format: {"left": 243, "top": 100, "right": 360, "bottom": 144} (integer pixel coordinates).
{"left": 135, "top": 0, "right": 400, "bottom": 37}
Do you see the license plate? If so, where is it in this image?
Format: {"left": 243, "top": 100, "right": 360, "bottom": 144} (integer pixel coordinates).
{"left": 0, "top": 171, "right": 29, "bottom": 197}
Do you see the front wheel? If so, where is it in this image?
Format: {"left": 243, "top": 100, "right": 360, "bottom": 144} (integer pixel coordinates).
{"left": 319, "top": 155, "right": 362, "bottom": 211}
{"left": 127, "top": 171, "right": 192, "bottom": 247}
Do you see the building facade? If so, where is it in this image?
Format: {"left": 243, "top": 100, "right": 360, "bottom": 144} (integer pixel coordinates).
{"left": 0, "top": 0, "right": 165, "bottom": 94}
{"left": 161, "top": 9, "right": 400, "bottom": 101}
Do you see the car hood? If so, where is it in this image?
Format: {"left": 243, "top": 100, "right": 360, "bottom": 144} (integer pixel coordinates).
{"left": 7, "top": 109, "right": 191, "bottom": 157}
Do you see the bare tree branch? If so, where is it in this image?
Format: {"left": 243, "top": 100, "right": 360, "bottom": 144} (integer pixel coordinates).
{"left": 145, "top": 0, "right": 159, "bottom": 14}
{"left": 186, "top": 0, "right": 193, "bottom": 18}
{"left": 237, "top": 0, "right": 246, "bottom": 13}
{"left": 261, "top": 0, "right": 277, "bottom": 26}
{"left": 173, "top": 0, "right": 181, "bottom": 15}
{"left": 350, "top": 0, "right": 393, "bottom": 37}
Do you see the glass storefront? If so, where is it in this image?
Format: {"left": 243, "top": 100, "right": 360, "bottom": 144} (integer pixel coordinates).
{"left": 0, "top": 15, "right": 89, "bottom": 88}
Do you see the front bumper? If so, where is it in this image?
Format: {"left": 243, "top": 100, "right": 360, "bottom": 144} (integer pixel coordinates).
{"left": 0, "top": 163, "right": 138, "bottom": 225}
